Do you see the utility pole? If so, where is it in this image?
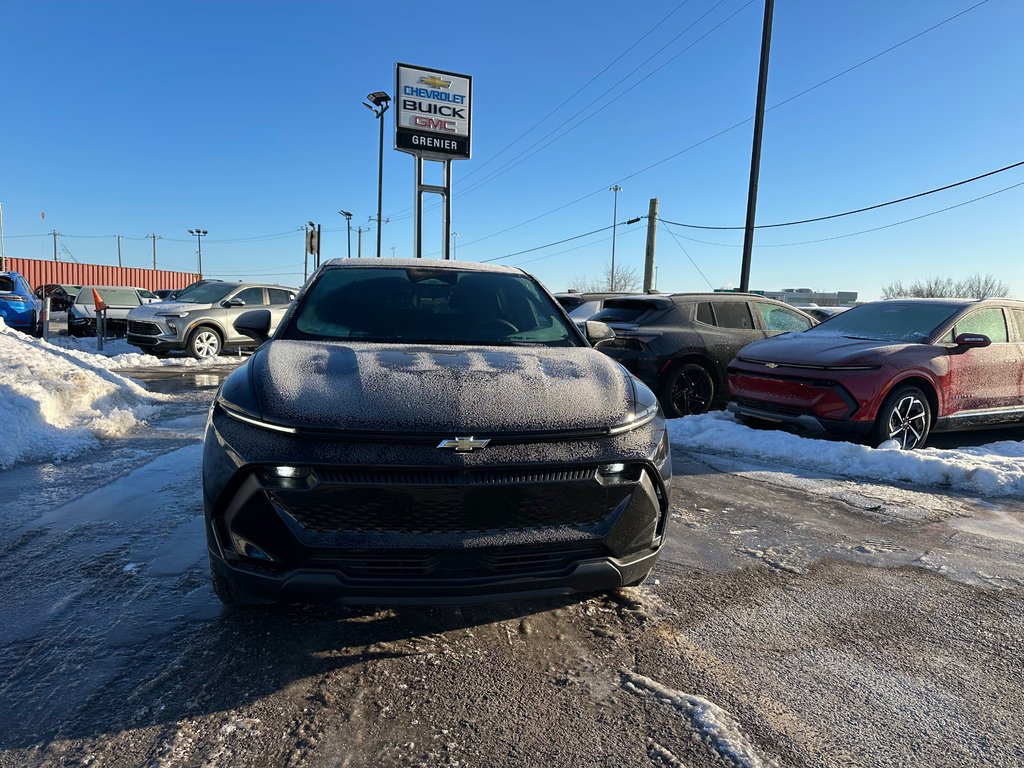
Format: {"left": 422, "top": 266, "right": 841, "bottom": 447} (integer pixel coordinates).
{"left": 643, "top": 198, "right": 659, "bottom": 292}
{"left": 116, "top": 235, "right": 123, "bottom": 268}
{"left": 148, "top": 233, "right": 160, "bottom": 269}
{"left": 451, "top": 231, "right": 459, "bottom": 261}
{"left": 739, "top": 0, "right": 775, "bottom": 292}
{"left": 357, "top": 226, "right": 363, "bottom": 258}
{"left": 609, "top": 185, "right": 622, "bottom": 291}
{"left": 50, "top": 230, "right": 61, "bottom": 262}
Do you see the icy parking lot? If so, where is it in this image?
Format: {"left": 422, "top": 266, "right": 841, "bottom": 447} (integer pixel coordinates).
{"left": 1, "top": 324, "right": 1023, "bottom": 767}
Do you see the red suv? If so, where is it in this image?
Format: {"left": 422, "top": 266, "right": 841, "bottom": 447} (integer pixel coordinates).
{"left": 727, "top": 298, "right": 1024, "bottom": 449}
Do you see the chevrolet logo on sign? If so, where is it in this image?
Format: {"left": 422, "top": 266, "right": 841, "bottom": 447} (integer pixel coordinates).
{"left": 437, "top": 436, "right": 490, "bottom": 452}
{"left": 418, "top": 75, "right": 452, "bottom": 89}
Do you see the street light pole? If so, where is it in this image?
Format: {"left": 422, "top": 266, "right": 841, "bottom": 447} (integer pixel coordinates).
{"left": 451, "top": 231, "right": 459, "bottom": 261}
{"left": 609, "top": 185, "right": 622, "bottom": 291}
{"left": 339, "top": 210, "right": 353, "bottom": 258}
{"left": 363, "top": 91, "right": 391, "bottom": 258}
{"left": 188, "top": 228, "right": 208, "bottom": 275}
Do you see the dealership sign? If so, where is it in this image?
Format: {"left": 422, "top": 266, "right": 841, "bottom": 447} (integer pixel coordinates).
{"left": 395, "top": 63, "right": 472, "bottom": 160}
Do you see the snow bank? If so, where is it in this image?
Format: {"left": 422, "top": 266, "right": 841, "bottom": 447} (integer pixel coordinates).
{"left": 0, "top": 318, "right": 164, "bottom": 469}
{"left": 44, "top": 334, "right": 247, "bottom": 370}
{"left": 669, "top": 412, "right": 1024, "bottom": 498}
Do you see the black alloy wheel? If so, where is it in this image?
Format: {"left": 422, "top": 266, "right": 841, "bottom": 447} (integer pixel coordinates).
{"left": 663, "top": 362, "right": 715, "bottom": 418}
{"left": 873, "top": 385, "right": 931, "bottom": 450}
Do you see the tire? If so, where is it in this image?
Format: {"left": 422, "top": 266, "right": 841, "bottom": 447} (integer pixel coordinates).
{"left": 187, "top": 326, "right": 222, "bottom": 359}
{"left": 872, "top": 385, "right": 932, "bottom": 450}
{"left": 661, "top": 362, "right": 716, "bottom": 418}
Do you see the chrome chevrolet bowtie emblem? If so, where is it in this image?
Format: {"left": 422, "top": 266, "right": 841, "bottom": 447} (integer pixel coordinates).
{"left": 437, "top": 436, "right": 491, "bottom": 452}
{"left": 765, "top": 362, "right": 778, "bottom": 369}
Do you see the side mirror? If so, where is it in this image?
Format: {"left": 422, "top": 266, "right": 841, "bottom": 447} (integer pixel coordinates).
{"left": 234, "top": 309, "right": 272, "bottom": 344}
{"left": 953, "top": 332, "right": 991, "bottom": 349}
{"left": 224, "top": 297, "right": 246, "bottom": 308}
{"left": 585, "top": 320, "right": 616, "bottom": 347}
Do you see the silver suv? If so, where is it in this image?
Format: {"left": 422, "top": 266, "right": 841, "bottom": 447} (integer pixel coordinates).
{"left": 126, "top": 281, "right": 297, "bottom": 358}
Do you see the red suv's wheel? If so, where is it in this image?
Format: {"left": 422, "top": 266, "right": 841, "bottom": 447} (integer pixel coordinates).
{"left": 872, "top": 385, "right": 931, "bottom": 450}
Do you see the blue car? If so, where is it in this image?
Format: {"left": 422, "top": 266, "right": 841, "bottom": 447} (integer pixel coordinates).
{"left": 0, "top": 271, "right": 43, "bottom": 335}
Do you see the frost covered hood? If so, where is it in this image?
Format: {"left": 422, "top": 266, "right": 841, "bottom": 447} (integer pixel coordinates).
{"left": 737, "top": 333, "right": 912, "bottom": 367}
{"left": 246, "top": 341, "right": 634, "bottom": 434}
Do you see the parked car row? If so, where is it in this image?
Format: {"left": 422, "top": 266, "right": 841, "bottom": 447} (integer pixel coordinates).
{"left": 126, "top": 280, "right": 297, "bottom": 358}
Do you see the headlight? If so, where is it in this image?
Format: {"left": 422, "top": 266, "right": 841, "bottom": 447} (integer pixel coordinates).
{"left": 216, "top": 366, "right": 297, "bottom": 434}
{"left": 157, "top": 310, "right": 190, "bottom": 318}
{"left": 608, "top": 380, "right": 660, "bottom": 435}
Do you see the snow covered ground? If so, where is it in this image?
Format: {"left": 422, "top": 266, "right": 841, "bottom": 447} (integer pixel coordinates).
{"left": 669, "top": 411, "right": 1024, "bottom": 499}
{"left": 0, "top": 318, "right": 239, "bottom": 469}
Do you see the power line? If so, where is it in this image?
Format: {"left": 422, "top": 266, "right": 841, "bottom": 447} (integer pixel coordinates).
{"left": 657, "top": 160, "right": 1024, "bottom": 230}
{"left": 656, "top": 179, "right": 1024, "bottom": 249}
{"left": 453, "top": 0, "right": 993, "bottom": 257}
{"left": 458, "top": 0, "right": 695, "bottom": 185}
{"left": 452, "top": 0, "right": 746, "bottom": 200}
{"left": 661, "top": 222, "right": 715, "bottom": 289}
{"left": 480, "top": 223, "right": 618, "bottom": 263}
{"left": 389, "top": 0, "right": 745, "bottom": 223}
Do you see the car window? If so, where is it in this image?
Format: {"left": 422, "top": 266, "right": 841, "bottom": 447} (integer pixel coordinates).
{"left": 232, "top": 287, "right": 266, "bottom": 306}
{"left": 137, "top": 289, "right": 158, "bottom": 299}
{"left": 287, "top": 267, "right": 578, "bottom": 347}
{"left": 77, "top": 287, "right": 142, "bottom": 306}
{"left": 0, "top": 276, "right": 16, "bottom": 293}
{"left": 567, "top": 300, "right": 602, "bottom": 320}
{"left": 712, "top": 301, "right": 755, "bottom": 329}
{"left": 1008, "top": 309, "right": 1024, "bottom": 342}
{"left": 756, "top": 302, "right": 812, "bottom": 333}
{"left": 695, "top": 302, "right": 714, "bottom": 325}
{"left": 956, "top": 307, "right": 1008, "bottom": 343}
{"left": 806, "top": 302, "right": 961, "bottom": 343}
{"left": 268, "top": 288, "right": 295, "bottom": 305}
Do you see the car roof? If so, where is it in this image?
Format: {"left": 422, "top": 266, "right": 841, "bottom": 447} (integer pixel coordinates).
{"left": 320, "top": 257, "right": 523, "bottom": 276}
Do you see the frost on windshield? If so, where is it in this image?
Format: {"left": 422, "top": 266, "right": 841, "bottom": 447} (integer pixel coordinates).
{"left": 253, "top": 341, "right": 632, "bottom": 434}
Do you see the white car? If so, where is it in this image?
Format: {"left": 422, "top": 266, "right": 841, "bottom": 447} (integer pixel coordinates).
{"left": 67, "top": 286, "right": 159, "bottom": 337}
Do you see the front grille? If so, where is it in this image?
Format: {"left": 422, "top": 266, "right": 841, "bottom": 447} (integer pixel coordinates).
{"left": 311, "top": 543, "right": 606, "bottom": 581}
{"left": 314, "top": 466, "right": 595, "bottom": 486}
{"left": 272, "top": 465, "right": 624, "bottom": 534}
{"left": 128, "top": 320, "right": 161, "bottom": 335}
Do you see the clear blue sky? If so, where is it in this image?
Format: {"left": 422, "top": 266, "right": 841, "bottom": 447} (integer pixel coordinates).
{"left": 2, "top": 0, "right": 1021, "bottom": 299}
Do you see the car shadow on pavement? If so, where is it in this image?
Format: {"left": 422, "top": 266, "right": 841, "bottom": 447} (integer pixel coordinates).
{"left": 1, "top": 593, "right": 595, "bottom": 751}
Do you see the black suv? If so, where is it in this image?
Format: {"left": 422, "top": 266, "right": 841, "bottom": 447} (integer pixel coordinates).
{"left": 202, "top": 259, "right": 671, "bottom": 605}
{"left": 591, "top": 293, "right": 815, "bottom": 417}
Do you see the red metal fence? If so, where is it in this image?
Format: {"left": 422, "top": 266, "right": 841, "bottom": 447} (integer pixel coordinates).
{"left": 2, "top": 257, "right": 200, "bottom": 292}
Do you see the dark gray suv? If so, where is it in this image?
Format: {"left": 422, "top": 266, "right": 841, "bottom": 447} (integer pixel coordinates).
{"left": 126, "top": 281, "right": 297, "bottom": 358}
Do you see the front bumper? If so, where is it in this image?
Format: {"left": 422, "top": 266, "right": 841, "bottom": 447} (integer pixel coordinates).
{"left": 127, "top": 319, "right": 185, "bottom": 351}
{"left": 726, "top": 400, "right": 872, "bottom": 439}
{"left": 203, "top": 405, "right": 671, "bottom": 604}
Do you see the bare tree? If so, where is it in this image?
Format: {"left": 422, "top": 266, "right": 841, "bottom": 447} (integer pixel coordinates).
{"left": 881, "top": 273, "right": 1010, "bottom": 300}
{"left": 567, "top": 263, "right": 642, "bottom": 293}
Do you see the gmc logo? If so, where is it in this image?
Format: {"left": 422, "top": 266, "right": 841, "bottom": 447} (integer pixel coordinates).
{"left": 414, "top": 116, "right": 457, "bottom": 132}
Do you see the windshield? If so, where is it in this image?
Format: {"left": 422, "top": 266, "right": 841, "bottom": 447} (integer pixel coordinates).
{"left": 174, "top": 282, "right": 235, "bottom": 304}
{"left": 806, "top": 302, "right": 961, "bottom": 343}
{"left": 76, "top": 287, "right": 142, "bottom": 306}
{"left": 285, "top": 267, "right": 579, "bottom": 347}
